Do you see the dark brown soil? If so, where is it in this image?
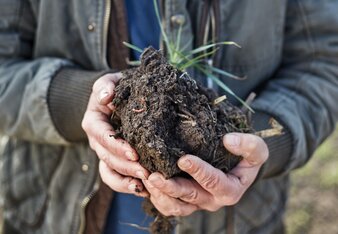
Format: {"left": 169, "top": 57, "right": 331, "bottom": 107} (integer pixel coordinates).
{"left": 111, "top": 47, "right": 252, "bottom": 178}
{"left": 110, "top": 47, "right": 252, "bottom": 233}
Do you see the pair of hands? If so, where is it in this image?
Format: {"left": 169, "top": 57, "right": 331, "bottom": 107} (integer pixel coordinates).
{"left": 82, "top": 73, "right": 269, "bottom": 217}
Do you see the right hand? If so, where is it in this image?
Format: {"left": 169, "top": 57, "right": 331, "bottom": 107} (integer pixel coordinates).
{"left": 82, "top": 73, "right": 149, "bottom": 197}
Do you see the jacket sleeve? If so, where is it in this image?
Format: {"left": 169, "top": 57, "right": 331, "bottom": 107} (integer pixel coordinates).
{"left": 252, "top": 0, "right": 338, "bottom": 178}
{"left": 0, "top": 1, "right": 105, "bottom": 144}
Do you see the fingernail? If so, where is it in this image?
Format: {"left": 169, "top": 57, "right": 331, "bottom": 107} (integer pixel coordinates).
{"left": 178, "top": 158, "right": 192, "bottom": 169}
{"left": 125, "top": 151, "right": 136, "bottom": 161}
{"left": 136, "top": 170, "right": 147, "bottom": 180}
{"left": 224, "top": 134, "right": 240, "bottom": 147}
{"left": 99, "top": 89, "right": 109, "bottom": 102}
{"left": 149, "top": 175, "right": 163, "bottom": 187}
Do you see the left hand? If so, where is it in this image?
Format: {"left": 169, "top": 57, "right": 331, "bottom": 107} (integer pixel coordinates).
{"left": 143, "top": 133, "right": 269, "bottom": 216}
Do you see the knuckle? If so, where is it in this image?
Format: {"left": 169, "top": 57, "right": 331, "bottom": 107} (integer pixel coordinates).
{"left": 81, "top": 118, "right": 88, "bottom": 131}
{"left": 201, "top": 173, "right": 219, "bottom": 190}
{"left": 81, "top": 114, "right": 94, "bottom": 134}
{"left": 166, "top": 187, "right": 177, "bottom": 197}
{"left": 116, "top": 165, "right": 130, "bottom": 176}
{"left": 181, "top": 190, "right": 198, "bottom": 202}
{"left": 119, "top": 163, "right": 139, "bottom": 177}
{"left": 192, "top": 165, "right": 204, "bottom": 180}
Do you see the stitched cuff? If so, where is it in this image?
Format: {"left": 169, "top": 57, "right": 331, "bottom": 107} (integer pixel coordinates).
{"left": 47, "top": 68, "right": 109, "bottom": 142}
{"left": 251, "top": 111, "right": 293, "bottom": 179}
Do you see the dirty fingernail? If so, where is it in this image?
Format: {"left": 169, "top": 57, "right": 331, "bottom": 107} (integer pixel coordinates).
{"left": 125, "top": 151, "right": 136, "bottom": 161}
{"left": 224, "top": 134, "right": 240, "bottom": 147}
{"left": 136, "top": 170, "right": 147, "bottom": 180}
{"left": 128, "top": 183, "right": 141, "bottom": 192}
{"left": 178, "top": 158, "right": 192, "bottom": 169}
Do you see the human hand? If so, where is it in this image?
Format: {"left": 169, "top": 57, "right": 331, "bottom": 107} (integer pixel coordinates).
{"left": 82, "top": 73, "right": 149, "bottom": 197}
{"left": 143, "top": 133, "right": 268, "bottom": 216}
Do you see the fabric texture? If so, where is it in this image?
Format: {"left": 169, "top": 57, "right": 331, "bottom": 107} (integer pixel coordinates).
{"left": 0, "top": 0, "right": 338, "bottom": 234}
{"left": 48, "top": 68, "right": 110, "bottom": 142}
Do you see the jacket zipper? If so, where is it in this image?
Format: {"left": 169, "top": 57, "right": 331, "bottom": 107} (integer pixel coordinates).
{"left": 77, "top": 178, "right": 100, "bottom": 234}
{"left": 76, "top": 2, "right": 111, "bottom": 233}
{"left": 102, "top": 0, "right": 111, "bottom": 67}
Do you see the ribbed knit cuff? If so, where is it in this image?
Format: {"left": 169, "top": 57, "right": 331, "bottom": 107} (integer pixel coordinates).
{"left": 47, "top": 68, "right": 110, "bottom": 142}
{"left": 251, "top": 111, "right": 293, "bottom": 179}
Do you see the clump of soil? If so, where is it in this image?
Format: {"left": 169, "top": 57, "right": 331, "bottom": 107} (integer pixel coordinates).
{"left": 111, "top": 47, "right": 252, "bottom": 233}
{"left": 112, "top": 47, "right": 252, "bottom": 178}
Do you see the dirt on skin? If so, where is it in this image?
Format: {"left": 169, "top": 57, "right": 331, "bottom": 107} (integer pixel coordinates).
{"left": 110, "top": 47, "right": 252, "bottom": 233}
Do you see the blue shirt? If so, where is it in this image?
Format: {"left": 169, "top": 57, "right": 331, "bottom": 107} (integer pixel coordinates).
{"left": 125, "top": 0, "right": 160, "bottom": 60}
{"left": 104, "top": 1, "right": 160, "bottom": 233}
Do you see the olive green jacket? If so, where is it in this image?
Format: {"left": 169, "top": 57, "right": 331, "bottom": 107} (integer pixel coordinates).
{"left": 1, "top": 0, "right": 338, "bottom": 233}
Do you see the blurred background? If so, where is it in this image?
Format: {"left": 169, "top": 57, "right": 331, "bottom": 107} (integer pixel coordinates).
{"left": 286, "top": 126, "right": 338, "bottom": 234}
{"left": 0, "top": 126, "right": 337, "bottom": 233}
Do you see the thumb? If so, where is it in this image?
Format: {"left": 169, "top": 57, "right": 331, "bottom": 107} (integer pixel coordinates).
{"left": 93, "top": 73, "right": 121, "bottom": 105}
{"left": 223, "top": 133, "right": 268, "bottom": 166}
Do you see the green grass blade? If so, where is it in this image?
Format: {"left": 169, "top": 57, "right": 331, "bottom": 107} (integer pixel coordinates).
{"left": 197, "top": 67, "right": 254, "bottom": 112}
{"left": 205, "top": 65, "right": 246, "bottom": 80}
{"left": 171, "top": 24, "right": 183, "bottom": 63}
{"left": 123, "top": 41, "right": 143, "bottom": 53}
{"left": 180, "top": 38, "right": 193, "bottom": 53}
{"left": 179, "top": 48, "right": 218, "bottom": 70}
{"left": 187, "top": 42, "right": 241, "bottom": 56}
{"left": 153, "top": 0, "right": 173, "bottom": 59}
{"left": 175, "top": 24, "right": 183, "bottom": 52}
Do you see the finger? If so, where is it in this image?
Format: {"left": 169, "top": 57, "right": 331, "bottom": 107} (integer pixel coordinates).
{"left": 143, "top": 180, "right": 198, "bottom": 217}
{"left": 147, "top": 173, "right": 196, "bottom": 199}
{"left": 95, "top": 144, "right": 149, "bottom": 180}
{"left": 178, "top": 155, "right": 237, "bottom": 196}
{"left": 148, "top": 173, "right": 215, "bottom": 209}
{"left": 92, "top": 73, "right": 122, "bottom": 105}
{"left": 82, "top": 111, "right": 138, "bottom": 161}
{"left": 223, "top": 133, "right": 269, "bottom": 165}
{"left": 99, "top": 160, "right": 148, "bottom": 197}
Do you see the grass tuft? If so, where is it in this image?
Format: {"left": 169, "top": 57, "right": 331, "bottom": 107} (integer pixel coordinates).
{"left": 124, "top": 0, "right": 253, "bottom": 112}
